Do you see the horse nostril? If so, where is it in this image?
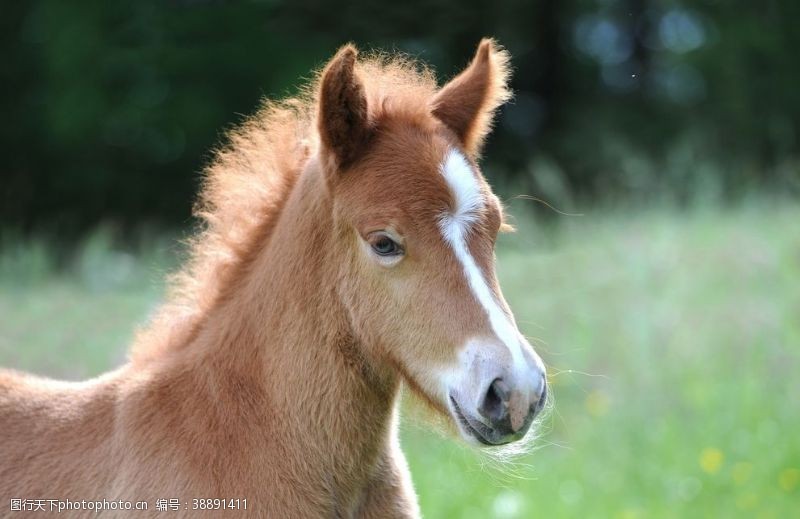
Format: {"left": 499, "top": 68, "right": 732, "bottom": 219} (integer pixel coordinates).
{"left": 492, "top": 378, "right": 511, "bottom": 402}
{"left": 479, "top": 378, "right": 510, "bottom": 423}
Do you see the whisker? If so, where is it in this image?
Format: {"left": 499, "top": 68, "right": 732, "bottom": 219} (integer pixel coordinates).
{"left": 511, "top": 194, "right": 585, "bottom": 217}
{"left": 548, "top": 368, "right": 610, "bottom": 380}
{"left": 515, "top": 319, "right": 546, "bottom": 331}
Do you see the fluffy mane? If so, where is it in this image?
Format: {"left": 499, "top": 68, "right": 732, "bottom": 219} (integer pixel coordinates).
{"left": 130, "top": 51, "right": 440, "bottom": 363}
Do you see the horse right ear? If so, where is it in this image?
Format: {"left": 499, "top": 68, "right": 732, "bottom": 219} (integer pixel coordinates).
{"left": 317, "top": 44, "right": 371, "bottom": 173}
{"left": 431, "top": 39, "right": 511, "bottom": 159}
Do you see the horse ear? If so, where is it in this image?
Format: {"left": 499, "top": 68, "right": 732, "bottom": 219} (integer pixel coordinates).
{"left": 318, "top": 44, "right": 371, "bottom": 171}
{"left": 431, "top": 38, "right": 511, "bottom": 158}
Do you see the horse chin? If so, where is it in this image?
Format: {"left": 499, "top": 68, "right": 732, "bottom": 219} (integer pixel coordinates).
{"left": 447, "top": 395, "right": 518, "bottom": 447}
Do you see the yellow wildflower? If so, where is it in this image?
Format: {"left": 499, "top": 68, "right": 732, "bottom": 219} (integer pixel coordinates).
{"left": 699, "top": 447, "right": 724, "bottom": 474}
{"left": 778, "top": 468, "right": 799, "bottom": 492}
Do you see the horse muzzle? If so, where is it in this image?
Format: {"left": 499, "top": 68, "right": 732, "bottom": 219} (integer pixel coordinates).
{"left": 446, "top": 339, "right": 547, "bottom": 446}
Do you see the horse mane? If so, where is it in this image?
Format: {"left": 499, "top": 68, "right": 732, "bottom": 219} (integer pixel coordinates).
{"left": 130, "top": 50, "right": 440, "bottom": 364}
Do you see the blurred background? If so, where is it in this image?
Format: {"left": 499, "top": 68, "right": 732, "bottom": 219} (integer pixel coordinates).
{"left": 1, "top": 1, "right": 798, "bottom": 517}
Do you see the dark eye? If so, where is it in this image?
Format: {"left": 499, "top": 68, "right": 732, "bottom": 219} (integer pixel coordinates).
{"left": 370, "top": 234, "right": 403, "bottom": 256}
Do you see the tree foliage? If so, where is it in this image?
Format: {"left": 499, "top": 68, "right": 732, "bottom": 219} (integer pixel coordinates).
{"left": 2, "top": 0, "right": 798, "bottom": 232}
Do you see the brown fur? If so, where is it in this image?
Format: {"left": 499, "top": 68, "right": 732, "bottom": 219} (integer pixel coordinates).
{"left": 1, "top": 39, "right": 514, "bottom": 518}
{"left": 432, "top": 39, "right": 511, "bottom": 158}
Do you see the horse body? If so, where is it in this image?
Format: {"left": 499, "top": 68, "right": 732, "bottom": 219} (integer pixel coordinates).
{"left": 2, "top": 159, "right": 412, "bottom": 517}
{"left": 1, "top": 39, "right": 547, "bottom": 518}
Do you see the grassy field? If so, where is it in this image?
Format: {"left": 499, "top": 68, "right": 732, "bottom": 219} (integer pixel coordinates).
{"left": 1, "top": 202, "right": 798, "bottom": 518}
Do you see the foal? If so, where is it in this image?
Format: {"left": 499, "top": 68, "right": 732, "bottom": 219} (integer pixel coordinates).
{"left": 0, "top": 39, "right": 547, "bottom": 517}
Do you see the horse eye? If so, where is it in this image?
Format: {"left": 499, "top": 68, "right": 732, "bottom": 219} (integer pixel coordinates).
{"left": 370, "top": 234, "right": 403, "bottom": 256}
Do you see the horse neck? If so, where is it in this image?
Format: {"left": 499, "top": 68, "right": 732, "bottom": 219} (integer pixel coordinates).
{"left": 180, "top": 157, "right": 400, "bottom": 466}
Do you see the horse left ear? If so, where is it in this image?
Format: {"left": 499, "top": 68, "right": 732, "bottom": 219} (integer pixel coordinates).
{"left": 431, "top": 38, "right": 511, "bottom": 158}
{"left": 318, "top": 44, "right": 371, "bottom": 171}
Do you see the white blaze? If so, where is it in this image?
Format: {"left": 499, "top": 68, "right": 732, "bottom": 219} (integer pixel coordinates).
{"left": 438, "top": 150, "right": 527, "bottom": 372}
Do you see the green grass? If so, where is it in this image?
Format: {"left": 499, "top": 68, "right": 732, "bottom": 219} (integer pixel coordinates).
{"left": 2, "top": 202, "right": 799, "bottom": 518}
